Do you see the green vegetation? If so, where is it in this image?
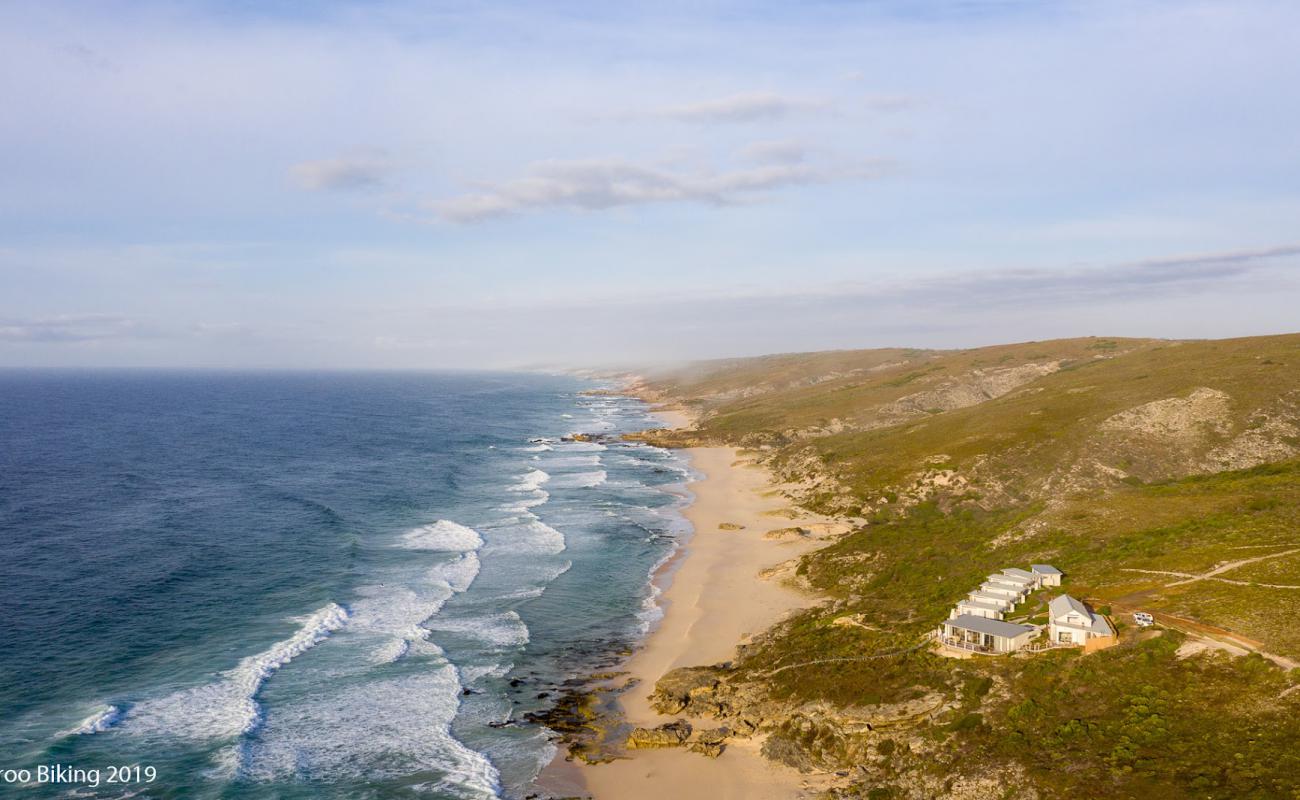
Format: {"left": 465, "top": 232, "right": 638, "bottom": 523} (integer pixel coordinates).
{"left": 639, "top": 333, "right": 1300, "bottom": 799}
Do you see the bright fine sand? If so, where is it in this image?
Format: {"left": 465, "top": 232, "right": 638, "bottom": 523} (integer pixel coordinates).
{"left": 564, "top": 409, "right": 838, "bottom": 799}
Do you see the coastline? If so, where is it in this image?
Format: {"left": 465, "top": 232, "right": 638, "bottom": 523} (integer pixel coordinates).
{"left": 540, "top": 405, "right": 841, "bottom": 799}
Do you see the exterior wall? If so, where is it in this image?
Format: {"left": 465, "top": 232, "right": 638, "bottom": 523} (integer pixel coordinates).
{"left": 940, "top": 624, "right": 1031, "bottom": 654}
{"left": 1049, "top": 621, "right": 1093, "bottom": 645}
{"left": 981, "top": 584, "right": 1022, "bottom": 599}
{"left": 1084, "top": 634, "right": 1118, "bottom": 653}
{"left": 1037, "top": 574, "right": 1062, "bottom": 587}
{"left": 969, "top": 593, "right": 1013, "bottom": 610}
{"left": 987, "top": 580, "right": 1028, "bottom": 594}
{"left": 996, "top": 632, "right": 1031, "bottom": 652}
{"left": 1002, "top": 572, "right": 1040, "bottom": 589}
{"left": 956, "top": 603, "right": 1003, "bottom": 620}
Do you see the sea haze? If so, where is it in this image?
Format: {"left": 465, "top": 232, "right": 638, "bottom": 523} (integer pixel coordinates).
{"left": 0, "top": 370, "right": 692, "bottom": 799}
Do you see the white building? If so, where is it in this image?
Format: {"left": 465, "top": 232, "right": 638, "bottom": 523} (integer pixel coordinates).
{"left": 1048, "top": 594, "right": 1114, "bottom": 645}
{"left": 954, "top": 599, "right": 1006, "bottom": 620}
{"left": 979, "top": 582, "right": 1025, "bottom": 600}
{"left": 940, "top": 614, "right": 1036, "bottom": 654}
{"left": 967, "top": 590, "right": 1015, "bottom": 611}
{"left": 1031, "top": 564, "right": 1063, "bottom": 587}
{"left": 1001, "top": 568, "right": 1040, "bottom": 588}
{"left": 987, "top": 573, "right": 1031, "bottom": 592}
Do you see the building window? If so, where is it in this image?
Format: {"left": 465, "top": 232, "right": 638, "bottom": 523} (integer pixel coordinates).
{"left": 1058, "top": 631, "right": 1072, "bottom": 644}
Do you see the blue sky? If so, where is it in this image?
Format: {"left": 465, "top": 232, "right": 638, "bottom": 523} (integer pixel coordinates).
{"left": 2, "top": 0, "right": 1298, "bottom": 368}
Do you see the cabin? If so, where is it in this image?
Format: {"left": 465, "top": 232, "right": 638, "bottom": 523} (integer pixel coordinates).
{"left": 1031, "top": 564, "right": 1063, "bottom": 587}
{"left": 967, "top": 590, "right": 1014, "bottom": 611}
{"left": 954, "top": 599, "right": 1006, "bottom": 620}
{"left": 1048, "top": 594, "right": 1114, "bottom": 645}
{"left": 940, "top": 614, "right": 1035, "bottom": 654}
{"left": 979, "top": 582, "right": 1025, "bottom": 600}
{"left": 1002, "top": 567, "right": 1040, "bottom": 588}
{"left": 987, "top": 573, "right": 1032, "bottom": 592}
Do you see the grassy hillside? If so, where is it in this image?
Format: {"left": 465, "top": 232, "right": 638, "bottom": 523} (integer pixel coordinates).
{"left": 635, "top": 333, "right": 1300, "bottom": 799}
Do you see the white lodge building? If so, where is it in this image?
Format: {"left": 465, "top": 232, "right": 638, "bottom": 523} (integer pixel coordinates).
{"left": 941, "top": 615, "right": 1036, "bottom": 653}
{"left": 1048, "top": 594, "right": 1114, "bottom": 645}
{"left": 1032, "top": 564, "right": 1063, "bottom": 587}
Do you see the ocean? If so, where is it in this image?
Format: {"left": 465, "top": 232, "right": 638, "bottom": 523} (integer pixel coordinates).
{"left": 0, "top": 371, "right": 692, "bottom": 799}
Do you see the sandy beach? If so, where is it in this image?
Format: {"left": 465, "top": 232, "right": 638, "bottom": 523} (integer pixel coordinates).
{"left": 547, "top": 408, "right": 840, "bottom": 799}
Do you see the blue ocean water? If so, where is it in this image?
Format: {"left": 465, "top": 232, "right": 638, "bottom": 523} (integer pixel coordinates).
{"left": 0, "top": 371, "right": 691, "bottom": 799}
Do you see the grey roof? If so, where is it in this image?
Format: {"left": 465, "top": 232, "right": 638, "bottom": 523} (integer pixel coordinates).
{"left": 1089, "top": 612, "right": 1114, "bottom": 636}
{"left": 1049, "top": 594, "right": 1091, "bottom": 620}
{"left": 1031, "top": 564, "right": 1062, "bottom": 575}
{"left": 957, "top": 599, "right": 1005, "bottom": 612}
{"left": 1003, "top": 568, "right": 1037, "bottom": 581}
{"left": 969, "top": 591, "right": 1012, "bottom": 606}
{"left": 981, "top": 582, "right": 1023, "bottom": 594}
{"left": 988, "top": 573, "right": 1031, "bottom": 586}
{"left": 944, "top": 614, "right": 1034, "bottom": 639}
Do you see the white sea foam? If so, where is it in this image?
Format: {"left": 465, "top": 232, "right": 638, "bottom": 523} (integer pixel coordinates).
{"left": 353, "top": 552, "right": 482, "bottom": 662}
{"left": 399, "top": 520, "right": 484, "bottom": 552}
{"left": 516, "top": 518, "right": 566, "bottom": 554}
{"left": 522, "top": 444, "right": 552, "bottom": 452}
{"left": 541, "top": 454, "right": 602, "bottom": 468}
{"left": 372, "top": 637, "right": 411, "bottom": 665}
{"left": 508, "top": 469, "right": 550, "bottom": 492}
{"left": 550, "top": 470, "right": 607, "bottom": 489}
{"left": 425, "top": 610, "right": 530, "bottom": 649}
{"left": 238, "top": 667, "right": 500, "bottom": 796}
{"left": 552, "top": 441, "right": 606, "bottom": 452}
{"left": 63, "top": 705, "right": 122, "bottom": 736}
{"left": 500, "top": 488, "right": 549, "bottom": 513}
{"left": 122, "top": 603, "right": 349, "bottom": 739}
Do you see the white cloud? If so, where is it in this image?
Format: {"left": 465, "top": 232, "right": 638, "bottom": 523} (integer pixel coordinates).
{"left": 290, "top": 152, "right": 394, "bottom": 192}
{"left": 0, "top": 314, "right": 141, "bottom": 343}
{"left": 433, "top": 155, "right": 893, "bottom": 222}
{"left": 652, "top": 91, "right": 829, "bottom": 123}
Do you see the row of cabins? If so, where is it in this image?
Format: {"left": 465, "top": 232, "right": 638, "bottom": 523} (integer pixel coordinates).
{"left": 940, "top": 565, "right": 1115, "bottom": 654}
{"left": 953, "top": 565, "right": 1062, "bottom": 621}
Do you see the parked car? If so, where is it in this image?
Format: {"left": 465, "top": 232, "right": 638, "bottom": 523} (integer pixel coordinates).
{"left": 1133, "top": 612, "right": 1155, "bottom": 627}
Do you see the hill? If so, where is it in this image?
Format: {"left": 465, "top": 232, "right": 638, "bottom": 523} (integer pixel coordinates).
{"left": 631, "top": 334, "right": 1300, "bottom": 799}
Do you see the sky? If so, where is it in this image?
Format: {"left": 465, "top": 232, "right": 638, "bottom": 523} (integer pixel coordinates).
{"left": 1, "top": 0, "right": 1298, "bottom": 369}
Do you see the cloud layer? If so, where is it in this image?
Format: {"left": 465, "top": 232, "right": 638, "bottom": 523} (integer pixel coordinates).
{"left": 291, "top": 153, "right": 394, "bottom": 192}
{"left": 652, "top": 91, "right": 829, "bottom": 123}
{"left": 435, "top": 154, "right": 893, "bottom": 222}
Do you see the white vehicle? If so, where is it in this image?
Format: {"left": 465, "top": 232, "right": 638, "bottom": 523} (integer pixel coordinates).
{"left": 1133, "top": 612, "right": 1155, "bottom": 627}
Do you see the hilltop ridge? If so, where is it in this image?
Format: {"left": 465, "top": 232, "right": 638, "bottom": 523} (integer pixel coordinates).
{"left": 622, "top": 333, "right": 1300, "bottom": 799}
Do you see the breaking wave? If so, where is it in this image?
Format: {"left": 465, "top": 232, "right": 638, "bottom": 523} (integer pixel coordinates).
{"left": 122, "top": 603, "right": 350, "bottom": 739}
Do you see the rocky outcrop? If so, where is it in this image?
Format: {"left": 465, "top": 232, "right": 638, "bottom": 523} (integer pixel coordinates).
{"left": 686, "top": 726, "right": 731, "bottom": 758}
{"left": 649, "top": 666, "right": 727, "bottom": 715}
{"left": 1100, "top": 387, "right": 1232, "bottom": 441}
{"left": 876, "top": 362, "right": 1062, "bottom": 425}
{"left": 626, "top": 719, "right": 692, "bottom": 749}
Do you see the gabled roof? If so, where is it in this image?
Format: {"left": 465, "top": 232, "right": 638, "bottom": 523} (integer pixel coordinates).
{"left": 1049, "top": 594, "right": 1091, "bottom": 620}
{"left": 957, "top": 599, "right": 1005, "bottom": 612}
{"left": 981, "top": 582, "right": 1022, "bottom": 593}
{"left": 968, "top": 591, "right": 1012, "bottom": 607}
{"left": 1003, "top": 568, "right": 1037, "bottom": 581}
{"left": 1089, "top": 612, "right": 1114, "bottom": 637}
{"left": 1031, "top": 564, "right": 1062, "bottom": 575}
{"left": 944, "top": 614, "right": 1034, "bottom": 639}
{"left": 990, "top": 572, "right": 1032, "bottom": 586}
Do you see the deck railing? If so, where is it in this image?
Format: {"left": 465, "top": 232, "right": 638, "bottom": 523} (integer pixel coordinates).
{"left": 940, "top": 636, "right": 992, "bottom": 653}
{"left": 1022, "top": 640, "right": 1073, "bottom": 652}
